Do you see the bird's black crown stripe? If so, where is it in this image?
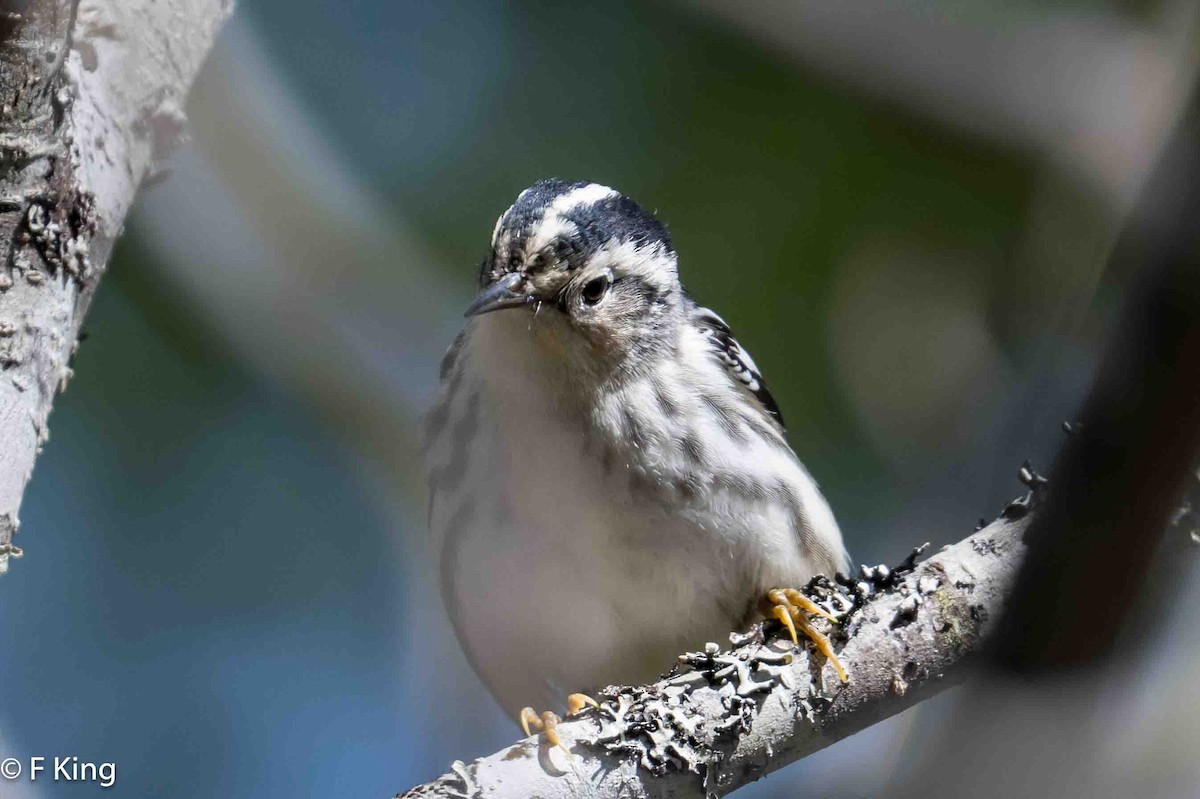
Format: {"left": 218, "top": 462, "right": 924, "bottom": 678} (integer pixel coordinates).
{"left": 490, "top": 180, "right": 674, "bottom": 274}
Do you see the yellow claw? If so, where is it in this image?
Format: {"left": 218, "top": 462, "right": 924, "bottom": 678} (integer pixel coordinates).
{"left": 518, "top": 706, "right": 570, "bottom": 755}
{"left": 771, "top": 603, "right": 799, "bottom": 646}
{"left": 766, "top": 586, "right": 849, "bottom": 683}
{"left": 519, "top": 706, "right": 537, "bottom": 738}
{"left": 566, "top": 693, "right": 600, "bottom": 716}
{"left": 783, "top": 588, "right": 838, "bottom": 623}
{"left": 798, "top": 617, "right": 849, "bottom": 683}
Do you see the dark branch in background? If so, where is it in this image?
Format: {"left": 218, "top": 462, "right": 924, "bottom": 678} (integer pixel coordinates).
{"left": 993, "top": 98, "right": 1200, "bottom": 674}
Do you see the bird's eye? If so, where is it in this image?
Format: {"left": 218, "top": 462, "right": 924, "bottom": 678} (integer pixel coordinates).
{"left": 581, "top": 274, "right": 611, "bottom": 305}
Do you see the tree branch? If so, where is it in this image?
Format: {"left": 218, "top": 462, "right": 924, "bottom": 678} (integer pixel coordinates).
{"left": 0, "top": 0, "right": 232, "bottom": 573}
{"left": 398, "top": 508, "right": 1036, "bottom": 799}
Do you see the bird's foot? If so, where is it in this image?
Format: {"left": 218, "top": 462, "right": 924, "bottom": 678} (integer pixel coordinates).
{"left": 763, "top": 587, "right": 848, "bottom": 683}
{"left": 519, "top": 693, "right": 600, "bottom": 754}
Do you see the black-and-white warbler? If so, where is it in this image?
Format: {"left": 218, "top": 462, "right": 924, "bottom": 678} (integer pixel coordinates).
{"left": 423, "top": 180, "right": 849, "bottom": 747}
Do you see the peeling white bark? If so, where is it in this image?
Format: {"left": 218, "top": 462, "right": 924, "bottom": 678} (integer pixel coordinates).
{"left": 0, "top": 0, "right": 232, "bottom": 572}
{"left": 398, "top": 512, "right": 1033, "bottom": 799}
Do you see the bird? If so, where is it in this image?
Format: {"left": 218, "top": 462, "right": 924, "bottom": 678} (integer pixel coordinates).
{"left": 422, "top": 179, "right": 849, "bottom": 748}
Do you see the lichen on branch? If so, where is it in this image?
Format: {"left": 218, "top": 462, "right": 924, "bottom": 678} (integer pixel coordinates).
{"left": 398, "top": 507, "right": 1033, "bottom": 799}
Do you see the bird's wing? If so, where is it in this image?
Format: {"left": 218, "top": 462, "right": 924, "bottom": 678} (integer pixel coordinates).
{"left": 693, "top": 306, "right": 786, "bottom": 431}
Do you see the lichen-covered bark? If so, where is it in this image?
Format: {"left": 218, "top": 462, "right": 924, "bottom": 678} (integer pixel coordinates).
{"left": 397, "top": 512, "right": 1032, "bottom": 799}
{"left": 0, "top": 0, "right": 232, "bottom": 572}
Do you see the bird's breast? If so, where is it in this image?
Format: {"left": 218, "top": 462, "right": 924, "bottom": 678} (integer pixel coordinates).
{"left": 427, "top": 321, "right": 723, "bottom": 712}
{"left": 424, "top": 314, "right": 838, "bottom": 716}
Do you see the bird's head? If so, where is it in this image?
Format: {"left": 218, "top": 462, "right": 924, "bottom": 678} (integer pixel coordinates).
{"left": 467, "top": 180, "right": 682, "bottom": 363}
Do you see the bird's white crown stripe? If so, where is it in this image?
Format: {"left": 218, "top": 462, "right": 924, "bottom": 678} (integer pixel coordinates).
{"left": 544, "top": 183, "right": 618, "bottom": 221}
{"left": 523, "top": 183, "right": 619, "bottom": 255}
{"left": 526, "top": 216, "right": 580, "bottom": 256}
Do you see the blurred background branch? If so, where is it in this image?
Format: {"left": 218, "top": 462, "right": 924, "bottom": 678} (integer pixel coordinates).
{"left": 995, "top": 100, "right": 1200, "bottom": 673}
{"left": 675, "top": 0, "right": 1200, "bottom": 208}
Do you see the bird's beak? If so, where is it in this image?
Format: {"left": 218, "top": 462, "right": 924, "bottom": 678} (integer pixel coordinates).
{"left": 464, "top": 271, "right": 536, "bottom": 318}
